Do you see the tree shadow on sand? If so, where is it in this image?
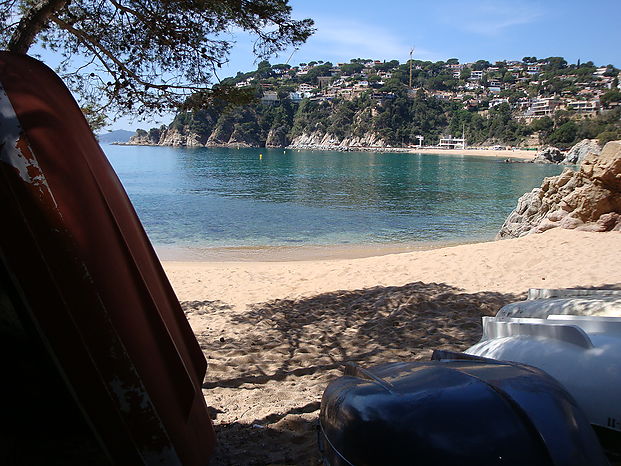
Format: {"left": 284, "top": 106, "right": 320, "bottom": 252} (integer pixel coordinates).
{"left": 183, "top": 281, "right": 524, "bottom": 465}
{"left": 192, "top": 281, "right": 522, "bottom": 388}
{"left": 209, "top": 403, "right": 322, "bottom": 466}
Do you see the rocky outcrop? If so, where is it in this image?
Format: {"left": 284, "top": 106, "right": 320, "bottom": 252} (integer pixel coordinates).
{"left": 530, "top": 140, "right": 602, "bottom": 165}
{"left": 130, "top": 124, "right": 263, "bottom": 148}
{"left": 497, "top": 141, "right": 621, "bottom": 238}
{"left": 127, "top": 133, "right": 152, "bottom": 145}
{"left": 266, "top": 127, "right": 290, "bottom": 148}
{"left": 562, "top": 139, "right": 601, "bottom": 165}
{"left": 228, "top": 128, "right": 260, "bottom": 147}
{"left": 127, "top": 128, "right": 162, "bottom": 145}
{"left": 156, "top": 128, "right": 206, "bottom": 147}
{"left": 288, "top": 131, "right": 388, "bottom": 150}
{"left": 532, "top": 146, "right": 564, "bottom": 164}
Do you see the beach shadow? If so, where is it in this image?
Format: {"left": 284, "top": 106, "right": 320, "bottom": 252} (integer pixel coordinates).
{"left": 209, "top": 404, "right": 322, "bottom": 466}
{"left": 184, "top": 283, "right": 621, "bottom": 464}
{"left": 182, "top": 299, "right": 233, "bottom": 315}
{"left": 193, "top": 281, "right": 522, "bottom": 390}
{"left": 185, "top": 282, "right": 523, "bottom": 465}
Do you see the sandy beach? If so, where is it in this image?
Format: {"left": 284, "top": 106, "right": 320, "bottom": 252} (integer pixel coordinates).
{"left": 164, "top": 229, "right": 621, "bottom": 464}
{"left": 286, "top": 146, "right": 539, "bottom": 160}
{"left": 408, "top": 147, "right": 537, "bottom": 160}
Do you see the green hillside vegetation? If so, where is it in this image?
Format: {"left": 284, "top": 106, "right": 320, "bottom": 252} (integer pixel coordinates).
{"left": 137, "top": 57, "right": 621, "bottom": 149}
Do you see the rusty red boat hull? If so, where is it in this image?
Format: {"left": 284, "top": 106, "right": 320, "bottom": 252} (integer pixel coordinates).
{"left": 0, "top": 52, "right": 215, "bottom": 464}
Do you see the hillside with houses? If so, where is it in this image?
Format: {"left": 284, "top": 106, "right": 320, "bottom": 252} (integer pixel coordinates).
{"left": 129, "top": 56, "right": 621, "bottom": 150}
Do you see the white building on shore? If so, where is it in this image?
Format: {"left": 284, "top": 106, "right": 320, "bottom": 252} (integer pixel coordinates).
{"left": 439, "top": 135, "right": 466, "bottom": 149}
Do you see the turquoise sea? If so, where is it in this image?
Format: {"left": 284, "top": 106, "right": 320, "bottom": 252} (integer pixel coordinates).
{"left": 103, "top": 145, "right": 564, "bottom": 258}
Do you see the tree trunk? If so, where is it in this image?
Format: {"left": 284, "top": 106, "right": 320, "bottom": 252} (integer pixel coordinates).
{"left": 8, "top": 0, "right": 70, "bottom": 54}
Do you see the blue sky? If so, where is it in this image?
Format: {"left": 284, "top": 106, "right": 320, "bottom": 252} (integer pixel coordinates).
{"left": 103, "top": 0, "right": 621, "bottom": 130}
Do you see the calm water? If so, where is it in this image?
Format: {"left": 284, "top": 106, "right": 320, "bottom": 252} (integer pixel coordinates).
{"left": 103, "top": 145, "right": 564, "bottom": 250}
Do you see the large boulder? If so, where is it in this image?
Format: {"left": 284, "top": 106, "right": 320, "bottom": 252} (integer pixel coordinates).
{"left": 532, "top": 146, "right": 564, "bottom": 164}
{"left": 497, "top": 141, "right": 621, "bottom": 238}
{"left": 563, "top": 139, "right": 601, "bottom": 165}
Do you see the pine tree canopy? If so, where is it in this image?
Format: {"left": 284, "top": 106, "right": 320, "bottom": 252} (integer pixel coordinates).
{"left": 1, "top": 0, "right": 314, "bottom": 118}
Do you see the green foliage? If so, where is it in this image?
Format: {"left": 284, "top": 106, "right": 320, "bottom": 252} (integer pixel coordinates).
{"left": 472, "top": 60, "right": 491, "bottom": 71}
{"left": 81, "top": 105, "right": 108, "bottom": 133}
{"left": 601, "top": 90, "right": 621, "bottom": 109}
{"left": 525, "top": 107, "right": 621, "bottom": 148}
{"left": 597, "top": 130, "right": 620, "bottom": 146}
{"left": 299, "top": 62, "right": 333, "bottom": 84}
{"left": 486, "top": 104, "right": 526, "bottom": 144}
{"left": 547, "top": 121, "right": 578, "bottom": 146}
{"left": 256, "top": 60, "right": 275, "bottom": 79}
{"left": 544, "top": 57, "right": 568, "bottom": 71}
{"left": 446, "top": 103, "right": 529, "bottom": 146}
{"left": 327, "top": 100, "right": 359, "bottom": 139}
{"left": 339, "top": 63, "right": 364, "bottom": 75}
{"left": 148, "top": 127, "right": 162, "bottom": 143}
{"left": 290, "top": 99, "right": 332, "bottom": 136}
{"left": 529, "top": 116, "right": 554, "bottom": 135}
{"left": 374, "top": 60, "right": 400, "bottom": 72}
{"left": 2, "top": 0, "right": 314, "bottom": 119}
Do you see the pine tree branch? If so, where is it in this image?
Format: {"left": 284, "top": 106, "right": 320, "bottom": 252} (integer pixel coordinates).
{"left": 52, "top": 16, "right": 204, "bottom": 92}
{"left": 8, "top": 0, "right": 69, "bottom": 53}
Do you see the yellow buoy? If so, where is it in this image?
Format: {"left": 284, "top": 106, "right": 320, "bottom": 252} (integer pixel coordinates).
{"left": 259, "top": 153, "right": 263, "bottom": 160}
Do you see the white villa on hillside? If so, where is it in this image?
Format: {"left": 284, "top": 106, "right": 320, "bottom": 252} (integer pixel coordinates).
{"left": 297, "top": 83, "right": 315, "bottom": 95}
{"left": 566, "top": 100, "right": 600, "bottom": 116}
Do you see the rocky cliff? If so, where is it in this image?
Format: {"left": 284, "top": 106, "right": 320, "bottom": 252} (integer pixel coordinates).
{"left": 287, "top": 131, "right": 388, "bottom": 150}
{"left": 498, "top": 141, "right": 621, "bottom": 238}
{"left": 156, "top": 127, "right": 206, "bottom": 147}
{"left": 129, "top": 123, "right": 263, "bottom": 148}
{"left": 124, "top": 88, "right": 461, "bottom": 150}
{"left": 127, "top": 127, "right": 164, "bottom": 145}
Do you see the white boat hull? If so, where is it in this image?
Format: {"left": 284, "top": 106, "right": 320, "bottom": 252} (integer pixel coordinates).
{"left": 467, "top": 314, "right": 621, "bottom": 436}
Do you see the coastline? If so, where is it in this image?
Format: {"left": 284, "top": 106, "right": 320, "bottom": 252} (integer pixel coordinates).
{"left": 154, "top": 238, "right": 482, "bottom": 262}
{"left": 163, "top": 229, "right": 621, "bottom": 309}
{"left": 285, "top": 145, "right": 537, "bottom": 160}
{"left": 117, "top": 141, "right": 538, "bottom": 161}
{"left": 407, "top": 147, "right": 536, "bottom": 160}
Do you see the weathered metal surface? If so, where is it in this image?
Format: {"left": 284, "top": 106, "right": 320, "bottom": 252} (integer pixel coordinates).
{"left": 0, "top": 52, "right": 215, "bottom": 464}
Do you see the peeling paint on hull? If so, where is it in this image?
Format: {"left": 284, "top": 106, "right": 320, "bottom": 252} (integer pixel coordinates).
{"left": 0, "top": 52, "right": 215, "bottom": 464}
